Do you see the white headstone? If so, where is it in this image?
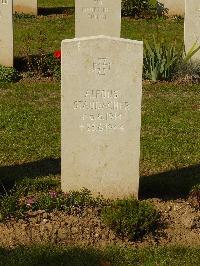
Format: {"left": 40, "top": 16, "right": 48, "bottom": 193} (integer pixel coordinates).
{"left": 75, "top": 0, "right": 121, "bottom": 38}
{"left": 0, "top": 0, "right": 13, "bottom": 67}
{"left": 13, "top": 0, "right": 37, "bottom": 15}
{"left": 61, "top": 36, "right": 143, "bottom": 199}
{"left": 184, "top": 0, "right": 200, "bottom": 60}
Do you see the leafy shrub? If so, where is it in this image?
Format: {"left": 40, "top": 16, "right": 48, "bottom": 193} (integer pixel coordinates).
{"left": 101, "top": 198, "right": 161, "bottom": 241}
{"left": 188, "top": 184, "right": 200, "bottom": 210}
{"left": 20, "top": 32, "right": 61, "bottom": 80}
{"left": 122, "top": 0, "right": 156, "bottom": 18}
{"left": 173, "top": 60, "right": 200, "bottom": 84}
{"left": 0, "top": 66, "right": 20, "bottom": 83}
{"left": 24, "top": 53, "right": 60, "bottom": 79}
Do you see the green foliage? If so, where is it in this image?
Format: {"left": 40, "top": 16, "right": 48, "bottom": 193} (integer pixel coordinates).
{"left": 173, "top": 61, "right": 200, "bottom": 83}
{"left": 143, "top": 39, "right": 200, "bottom": 81}
{"left": 101, "top": 198, "right": 161, "bottom": 241}
{"left": 31, "top": 188, "right": 104, "bottom": 213}
{"left": 0, "top": 66, "right": 20, "bottom": 83}
{"left": 173, "top": 43, "right": 200, "bottom": 83}
{"left": 0, "top": 188, "right": 105, "bottom": 220}
{"left": 143, "top": 38, "right": 183, "bottom": 81}
{"left": 121, "top": 0, "right": 156, "bottom": 17}
{"left": 189, "top": 184, "right": 200, "bottom": 210}
{"left": 20, "top": 32, "right": 61, "bottom": 79}
{"left": 184, "top": 42, "right": 200, "bottom": 63}
{"left": 23, "top": 53, "right": 60, "bottom": 79}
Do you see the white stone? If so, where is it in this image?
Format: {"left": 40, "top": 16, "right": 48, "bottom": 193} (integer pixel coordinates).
{"left": 0, "top": 0, "right": 13, "bottom": 67}
{"left": 157, "top": 0, "right": 185, "bottom": 16}
{"left": 13, "top": 0, "right": 37, "bottom": 15}
{"left": 75, "top": 0, "right": 121, "bottom": 38}
{"left": 61, "top": 35, "right": 143, "bottom": 199}
{"left": 184, "top": 0, "right": 200, "bottom": 60}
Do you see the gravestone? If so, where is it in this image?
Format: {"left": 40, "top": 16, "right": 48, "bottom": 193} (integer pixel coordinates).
{"left": 184, "top": 0, "right": 200, "bottom": 60}
{"left": 13, "top": 0, "right": 37, "bottom": 15}
{"left": 61, "top": 36, "right": 143, "bottom": 199}
{"left": 0, "top": 0, "right": 13, "bottom": 67}
{"left": 75, "top": 0, "right": 121, "bottom": 37}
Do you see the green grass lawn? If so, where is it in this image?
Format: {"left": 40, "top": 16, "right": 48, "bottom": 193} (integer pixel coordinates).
{"left": 39, "top": 0, "right": 75, "bottom": 8}
{"left": 14, "top": 11, "right": 183, "bottom": 57}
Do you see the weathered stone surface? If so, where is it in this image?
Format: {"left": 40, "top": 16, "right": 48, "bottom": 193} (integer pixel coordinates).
{"left": 75, "top": 0, "right": 121, "bottom": 37}
{"left": 157, "top": 0, "right": 185, "bottom": 16}
{"left": 184, "top": 0, "right": 200, "bottom": 60}
{"left": 61, "top": 36, "right": 143, "bottom": 199}
{"left": 13, "top": 0, "right": 37, "bottom": 15}
{"left": 0, "top": 0, "right": 13, "bottom": 67}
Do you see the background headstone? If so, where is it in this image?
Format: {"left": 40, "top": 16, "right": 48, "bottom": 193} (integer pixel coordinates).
{"left": 13, "top": 0, "right": 37, "bottom": 15}
{"left": 61, "top": 36, "right": 143, "bottom": 199}
{"left": 0, "top": 0, "right": 13, "bottom": 67}
{"left": 75, "top": 0, "right": 121, "bottom": 37}
{"left": 184, "top": 0, "right": 200, "bottom": 60}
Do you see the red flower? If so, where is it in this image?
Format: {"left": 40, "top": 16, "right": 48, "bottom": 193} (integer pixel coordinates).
{"left": 54, "top": 50, "right": 61, "bottom": 59}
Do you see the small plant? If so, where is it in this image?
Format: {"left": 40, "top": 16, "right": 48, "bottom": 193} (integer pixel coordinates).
{"left": 143, "top": 38, "right": 200, "bottom": 81}
{"left": 188, "top": 184, "right": 200, "bottom": 210}
{"left": 0, "top": 66, "right": 20, "bottom": 83}
{"left": 0, "top": 194, "right": 18, "bottom": 220}
{"left": 0, "top": 187, "right": 105, "bottom": 221}
{"left": 33, "top": 188, "right": 104, "bottom": 213}
{"left": 122, "top": 0, "right": 156, "bottom": 18}
{"left": 143, "top": 38, "right": 183, "bottom": 81}
{"left": 173, "top": 61, "right": 200, "bottom": 83}
{"left": 101, "top": 198, "right": 161, "bottom": 241}
{"left": 173, "top": 43, "right": 200, "bottom": 83}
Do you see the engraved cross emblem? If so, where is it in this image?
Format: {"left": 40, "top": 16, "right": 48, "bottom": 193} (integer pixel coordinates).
{"left": 93, "top": 58, "right": 111, "bottom": 76}
{"left": 1, "top": 0, "right": 8, "bottom": 4}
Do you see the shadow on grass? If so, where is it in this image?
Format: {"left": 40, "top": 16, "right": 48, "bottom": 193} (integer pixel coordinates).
{"left": 0, "top": 246, "right": 106, "bottom": 266}
{"left": 0, "top": 158, "right": 60, "bottom": 193}
{"left": 38, "top": 7, "right": 74, "bottom": 16}
{"left": 139, "top": 164, "right": 200, "bottom": 200}
{"left": 1, "top": 245, "right": 200, "bottom": 266}
{"left": 1, "top": 159, "right": 199, "bottom": 200}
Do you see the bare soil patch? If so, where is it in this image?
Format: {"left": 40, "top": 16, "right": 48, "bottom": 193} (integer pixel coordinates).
{"left": 0, "top": 199, "right": 199, "bottom": 248}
